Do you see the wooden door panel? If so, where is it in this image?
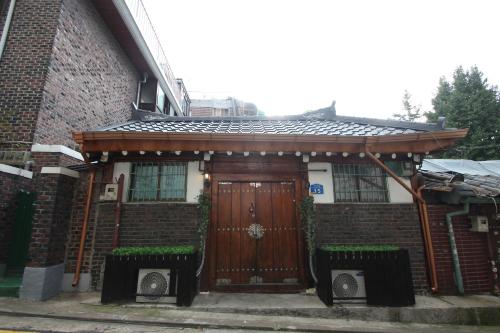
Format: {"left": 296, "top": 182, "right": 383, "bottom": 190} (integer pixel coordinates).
{"left": 272, "top": 182, "right": 299, "bottom": 283}
{"left": 211, "top": 178, "right": 302, "bottom": 291}
{"left": 239, "top": 182, "right": 256, "bottom": 284}
{"left": 229, "top": 182, "right": 242, "bottom": 284}
{"left": 255, "top": 182, "right": 274, "bottom": 283}
{"left": 215, "top": 182, "right": 233, "bottom": 284}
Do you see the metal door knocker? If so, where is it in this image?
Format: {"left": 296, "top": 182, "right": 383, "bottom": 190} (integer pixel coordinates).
{"left": 249, "top": 202, "right": 255, "bottom": 219}
{"left": 248, "top": 223, "right": 264, "bottom": 239}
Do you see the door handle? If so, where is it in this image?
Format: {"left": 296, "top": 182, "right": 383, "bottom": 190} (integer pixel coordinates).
{"left": 249, "top": 202, "right": 255, "bottom": 218}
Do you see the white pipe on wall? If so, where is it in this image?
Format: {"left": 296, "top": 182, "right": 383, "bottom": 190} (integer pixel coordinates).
{"left": 0, "top": 0, "right": 17, "bottom": 62}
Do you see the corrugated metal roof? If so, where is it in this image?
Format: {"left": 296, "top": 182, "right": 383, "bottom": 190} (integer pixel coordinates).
{"left": 420, "top": 159, "right": 500, "bottom": 198}
{"left": 422, "top": 159, "right": 500, "bottom": 177}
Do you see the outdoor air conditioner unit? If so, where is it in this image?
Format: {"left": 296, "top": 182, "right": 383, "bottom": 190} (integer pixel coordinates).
{"left": 331, "top": 270, "right": 366, "bottom": 302}
{"left": 136, "top": 269, "right": 176, "bottom": 303}
{"left": 470, "top": 216, "right": 489, "bottom": 232}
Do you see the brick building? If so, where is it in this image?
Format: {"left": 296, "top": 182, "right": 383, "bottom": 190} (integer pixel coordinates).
{"left": 420, "top": 160, "right": 500, "bottom": 294}
{"left": 0, "top": 0, "right": 189, "bottom": 299}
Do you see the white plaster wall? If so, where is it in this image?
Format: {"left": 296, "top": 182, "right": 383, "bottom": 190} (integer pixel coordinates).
{"left": 113, "top": 162, "right": 131, "bottom": 202}
{"left": 307, "top": 162, "right": 334, "bottom": 204}
{"left": 388, "top": 177, "right": 414, "bottom": 203}
{"left": 186, "top": 161, "right": 204, "bottom": 203}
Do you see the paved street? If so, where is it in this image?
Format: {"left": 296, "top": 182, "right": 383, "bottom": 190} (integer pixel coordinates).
{"left": 1, "top": 314, "right": 500, "bottom": 333}
{"left": 1, "top": 292, "right": 500, "bottom": 333}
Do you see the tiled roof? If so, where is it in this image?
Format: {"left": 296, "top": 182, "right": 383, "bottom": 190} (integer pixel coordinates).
{"left": 99, "top": 109, "right": 447, "bottom": 137}
{"left": 420, "top": 170, "right": 500, "bottom": 198}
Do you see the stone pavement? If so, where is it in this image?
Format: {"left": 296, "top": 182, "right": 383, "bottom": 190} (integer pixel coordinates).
{"left": 0, "top": 292, "right": 499, "bottom": 332}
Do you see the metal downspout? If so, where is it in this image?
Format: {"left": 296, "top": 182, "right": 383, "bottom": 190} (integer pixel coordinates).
{"left": 445, "top": 200, "right": 469, "bottom": 295}
{"left": 72, "top": 168, "right": 96, "bottom": 287}
{"left": 365, "top": 149, "right": 439, "bottom": 292}
{"left": 0, "top": 0, "right": 16, "bottom": 62}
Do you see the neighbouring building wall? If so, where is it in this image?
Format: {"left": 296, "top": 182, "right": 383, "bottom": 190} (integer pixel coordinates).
{"left": 0, "top": 166, "right": 33, "bottom": 267}
{"left": 33, "top": 0, "right": 140, "bottom": 149}
{"left": 0, "top": 0, "right": 62, "bottom": 151}
{"left": 428, "top": 204, "right": 497, "bottom": 294}
{"left": 315, "top": 203, "right": 428, "bottom": 291}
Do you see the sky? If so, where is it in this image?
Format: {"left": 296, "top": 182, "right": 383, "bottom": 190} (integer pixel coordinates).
{"left": 143, "top": 0, "right": 500, "bottom": 119}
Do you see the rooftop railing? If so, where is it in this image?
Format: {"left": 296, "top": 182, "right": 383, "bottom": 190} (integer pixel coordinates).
{"left": 123, "top": 0, "right": 183, "bottom": 109}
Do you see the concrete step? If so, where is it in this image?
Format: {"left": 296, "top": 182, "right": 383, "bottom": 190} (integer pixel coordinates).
{"left": 124, "top": 292, "right": 500, "bottom": 326}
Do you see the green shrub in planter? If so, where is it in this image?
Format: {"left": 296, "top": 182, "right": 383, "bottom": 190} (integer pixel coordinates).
{"left": 112, "top": 245, "right": 195, "bottom": 256}
{"left": 321, "top": 244, "right": 399, "bottom": 252}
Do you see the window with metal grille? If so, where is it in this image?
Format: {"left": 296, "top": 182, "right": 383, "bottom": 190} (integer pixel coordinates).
{"left": 129, "top": 162, "right": 187, "bottom": 202}
{"left": 332, "top": 164, "right": 388, "bottom": 202}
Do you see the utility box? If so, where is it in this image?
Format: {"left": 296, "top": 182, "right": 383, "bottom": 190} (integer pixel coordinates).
{"left": 100, "top": 184, "right": 118, "bottom": 201}
{"left": 470, "top": 216, "right": 489, "bottom": 232}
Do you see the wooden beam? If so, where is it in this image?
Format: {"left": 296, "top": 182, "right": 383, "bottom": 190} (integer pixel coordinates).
{"left": 73, "top": 129, "right": 468, "bottom": 156}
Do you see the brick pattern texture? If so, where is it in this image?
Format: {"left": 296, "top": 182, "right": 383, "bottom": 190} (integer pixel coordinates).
{"left": 0, "top": 171, "right": 33, "bottom": 262}
{"left": 0, "top": 0, "right": 62, "bottom": 151}
{"left": 33, "top": 0, "right": 139, "bottom": 149}
{"left": 428, "top": 204, "right": 497, "bottom": 294}
{"left": 28, "top": 172, "right": 76, "bottom": 267}
{"left": 1, "top": 0, "right": 139, "bottom": 152}
{"left": 64, "top": 167, "right": 200, "bottom": 288}
{"left": 314, "top": 203, "right": 428, "bottom": 291}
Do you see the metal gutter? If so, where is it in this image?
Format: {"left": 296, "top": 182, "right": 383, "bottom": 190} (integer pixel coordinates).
{"left": 445, "top": 200, "right": 469, "bottom": 295}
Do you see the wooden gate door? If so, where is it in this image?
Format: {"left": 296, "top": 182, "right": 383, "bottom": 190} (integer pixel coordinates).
{"left": 212, "top": 181, "right": 301, "bottom": 291}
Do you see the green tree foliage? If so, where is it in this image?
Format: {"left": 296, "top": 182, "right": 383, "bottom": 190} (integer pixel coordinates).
{"left": 425, "top": 66, "right": 500, "bottom": 160}
{"left": 393, "top": 90, "right": 423, "bottom": 122}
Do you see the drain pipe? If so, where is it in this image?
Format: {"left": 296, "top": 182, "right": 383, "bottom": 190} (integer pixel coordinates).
{"left": 111, "top": 174, "right": 125, "bottom": 249}
{"left": 72, "top": 168, "right": 96, "bottom": 287}
{"left": 365, "top": 149, "right": 439, "bottom": 293}
{"left": 0, "top": 0, "right": 16, "bottom": 62}
{"left": 446, "top": 200, "right": 469, "bottom": 295}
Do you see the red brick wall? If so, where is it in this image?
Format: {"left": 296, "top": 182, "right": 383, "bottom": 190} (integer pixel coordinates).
{"left": 428, "top": 204, "right": 495, "bottom": 294}
{"left": 0, "top": 170, "right": 33, "bottom": 262}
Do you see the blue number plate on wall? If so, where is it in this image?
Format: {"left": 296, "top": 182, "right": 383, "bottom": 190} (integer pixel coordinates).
{"left": 310, "top": 183, "right": 324, "bottom": 194}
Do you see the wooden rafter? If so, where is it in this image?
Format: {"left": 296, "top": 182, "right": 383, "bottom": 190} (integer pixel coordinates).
{"left": 73, "top": 129, "right": 468, "bottom": 156}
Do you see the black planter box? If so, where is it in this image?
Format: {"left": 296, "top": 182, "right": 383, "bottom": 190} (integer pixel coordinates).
{"left": 101, "top": 253, "right": 198, "bottom": 306}
{"left": 316, "top": 249, "right": 415, "bottom": 307}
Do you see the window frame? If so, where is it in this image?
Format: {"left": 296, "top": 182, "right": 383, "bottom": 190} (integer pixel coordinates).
{"left": 332, "top": 163, "right": 389, "bottom": 203}
{"left": 128, "top": 162, "right": 188, "bottom": 202}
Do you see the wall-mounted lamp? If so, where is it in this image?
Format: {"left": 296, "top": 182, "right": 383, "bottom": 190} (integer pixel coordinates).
{"left": 204, "top": 172, "right": 211, "bottom": 188}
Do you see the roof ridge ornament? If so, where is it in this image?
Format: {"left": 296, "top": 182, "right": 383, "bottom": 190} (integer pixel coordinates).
{"left": 330, "top": 100, "right": 336, "bottom": 116}
{"left": 437, "top": 117, "right": 446, "bottom": 130}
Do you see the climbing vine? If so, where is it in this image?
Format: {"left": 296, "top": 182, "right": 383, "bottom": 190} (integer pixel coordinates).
{"left": 300, "top": 195, "right": 316, "bottom": 255}
{"left": 197, "top": 192, "right": 211, "bottom": 251}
